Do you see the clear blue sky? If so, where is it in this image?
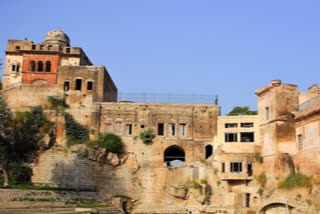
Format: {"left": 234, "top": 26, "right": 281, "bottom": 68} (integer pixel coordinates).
{"left": 1, "top": 0, "right": 320, "bottom": 114}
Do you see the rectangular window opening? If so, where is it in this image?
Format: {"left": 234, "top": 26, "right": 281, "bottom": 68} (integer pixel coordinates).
{"left": 247, "top": 162, "right": 253, "bottom": 177}
{"left": 246, "top": 193, "right": 250, "bottom": 208}
{"left": 64, "top": 81, "right": 70, "bottom": 91}
{"left": 298, "top": 134, "right": 303, "bottom": 151}
{"left": 31, "top": 45, "right": 36, "bottom": 50}
{"left": 180, "top": 123, "right": 187, "bottom": 137}
{"left": 241, "top": 123, "right": 254, "bottom": 128}
{"left": 126, "top": 124, "right": 133, "bottom": 135}
{"left": 225, "top": 133, "right": 238, "bottom": 142}
{"left": 87, "top": 81, "right": 93, "bottom": 90}
{"left": 140, "top": 124, "right": 145, "bottom": 129}
{"left": 157, "top": 123, "right": 164, "bottom": 136}
{"left": 230, "top": 162, "right": 242, "bottom": 173}
{"left": 75, "top": 79, "right": 82, "bottom": 90}
{"left": 169, "top": 123, "right": 175, "bottom": 136}
{"left": 222, "top": 162, "right": 225, "bottom": 173}
{"left": 240, "top": 132, "right": 254, "bottom": 142}
{"left": 225, "top": 123, "right": 237, "bottom": 128}
{"left": 266, "top": 107, "right": 270, "bottom": 120}
{"left": 66, "top": 48, "right": 70, "bottom": 53}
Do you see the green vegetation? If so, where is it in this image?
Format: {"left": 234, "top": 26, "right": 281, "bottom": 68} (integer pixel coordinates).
{"left": 278, "top": 173, "right": 311, "bottom": 189}
{"left": 79, "top": 204, "right": 111, "bottom": 208}
{"left": 98, "top": 133, "right": 122, "bottom": 154}
{"left": 216, "top": 181, "right": 221, "bottom": 187}
{"left": 254, "top": 152, "right": 263, "bottom": 163}
{"left": 257, "top": 173, "right": 267, "bottom": 187}
{"left": 65, "top": 113, "right": 89, "bottom": 146}
{"left": 139, "top": 128, "right": 155, "bottom": 145}
{"left": 257, "top": 188, "right": 264, "bottom": 197}
{"left": 306, "top": 199, "right": 312, "bottom": 206}
{"left": 227, "top": 106, "right": 257, "bottom": 116}
{"left": 0, "top": 98, "right": 49, "bottom": 187}
{"left": 189, "top": 180, "right": 201, "bottom": 189}
{"left": 200, "top": 179, "right": 208, "bottom": 184}
{"left": 114, "top": 194, "right": 132, "bottom": 199}
{"left": 47, "top": 96, "right": 69, "bottom": 114}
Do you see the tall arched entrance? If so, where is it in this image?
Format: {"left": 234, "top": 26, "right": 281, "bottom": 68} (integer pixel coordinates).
{"left": 164, "top": 145, "right": 185, "bottom": 167}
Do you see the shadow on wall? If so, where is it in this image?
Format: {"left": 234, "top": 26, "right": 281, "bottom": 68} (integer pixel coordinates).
{"left": 51, "top": 159, "right": 97, "bottom": 191}
{"left": 49, "top": 150, "right": 143, "bottom": 200}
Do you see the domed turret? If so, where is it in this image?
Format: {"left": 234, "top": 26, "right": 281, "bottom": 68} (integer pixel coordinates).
{"left": 44, "top": 29, "right": 70, "bottom": 46}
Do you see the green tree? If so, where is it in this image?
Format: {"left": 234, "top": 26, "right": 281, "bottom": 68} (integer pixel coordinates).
{"left": 98, "top": 133, "right": 122, "bottom": 154}
{"left": 0, "top": 99, "right": 46, "bottom": 187}
{"left": 227, "top": 106, "right": 257, "bottom": 116}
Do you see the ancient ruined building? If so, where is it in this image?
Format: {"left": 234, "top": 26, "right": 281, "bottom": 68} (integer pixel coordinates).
{"left": 1, "top": 30, "right": 320, "bottom": 213}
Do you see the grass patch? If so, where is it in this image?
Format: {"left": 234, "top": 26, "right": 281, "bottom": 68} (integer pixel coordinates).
{"left": 0, "top": 183, "right": 95, "bottom": 192}
{"left": 278, "top": 173, "right": 311, "bottom": 189}
{"left": 114, "top": 194, "right": 132, "bottom": 199}
{"left": 78, "top": 204, "right": 111, "bottom": 208}
{"left": 257, "top": 173, "right": 267, "bottom": 187}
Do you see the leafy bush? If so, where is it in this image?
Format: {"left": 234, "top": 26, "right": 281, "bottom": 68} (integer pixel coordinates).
{"left": 47, "top": 96, "right": 69, "bottom": 114}
{"left": 139, "top": 128, "right": 154, "bottom": 144}
{"left": 98, "top": 133, "right": 122, "bottom": 154}
{"left": 278, "top": 173, "right": 311, "bottom": 189}
{"left": 114, "top": 194, "right": 132, "bottom": 199}
{"left": 64, "top": 113, "right": 89, "bottom": 145}
{"left": 189, "top": 180, "right": 200, "bottom": 189}
{"left": 257, "top": 188, "right": 264, "bottom": 197}
{"left": 254, "top": 152, "right": 263, "bottom": 163}
{"left": 0, "top": 166, "right": 33, "bottom": 185}
{"left": 257, "top": 173, "right": 267, "bottom": 187}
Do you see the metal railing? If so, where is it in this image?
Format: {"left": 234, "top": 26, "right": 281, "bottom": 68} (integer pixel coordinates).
{"left": 296, "top": 95, "right": 320, "bottom": 111}
{"left": 105, "top": 92, "right": 218, "bottom": 104}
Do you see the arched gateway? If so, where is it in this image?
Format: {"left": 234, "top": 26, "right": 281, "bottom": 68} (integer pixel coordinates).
{"left": 164, "top": 145, "right": 185, "bottom": 167}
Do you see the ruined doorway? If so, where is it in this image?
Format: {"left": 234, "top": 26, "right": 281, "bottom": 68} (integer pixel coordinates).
{"left": 205, "top": 145, "right": 213, "bottom": 159}
{"left": 164, "top": 145, "right": 185, "bottom": 167}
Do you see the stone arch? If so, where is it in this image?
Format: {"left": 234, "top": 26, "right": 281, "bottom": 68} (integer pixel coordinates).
{"left": 164, "top": 145, "right": 185, "bottom": 166}
{"left": 259, "top": 202, "right": 294, "bottom": 214}
{"left": 205, "top": 144, "right": 213, "bottom": 159}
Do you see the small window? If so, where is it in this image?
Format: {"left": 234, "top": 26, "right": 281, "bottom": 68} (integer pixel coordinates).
{"left": 45, "top": 61, "right": 51, "bottom": 72}
{"left": 247, "top": 162, "right": 253, "bottom": 176}
{"left": 265, "top": 107, "right": 270, "bottom": 120}
{"left": 157, "top": 123, "right": 164, "bottom": 136}
{"left": 66, "top": 48, "right": 70, "bottom": 53}
{"left": 31, "top": 45, "right": 36, "bottom": 50}
{"left": 205, "top": 145, "right": 213, "bottom": 159}
{"left": 64, "top": 81, "right": 70, "bottom": 91}
{"left": 241, "top": 123, "right": 254, "bottom": 128}
{"left": 225, "top": 123, "right": 237, "bottom": 128}
{"left": 16, "top": 65, "right": 20, "bottom": 72}
{"left": 16, "top": 46, "right": 20, "bottom": 50}
{"left": 179, "top": 123, "right": 187, "bottom": 137}
{"left": 40, "top": 45, "right": 44, "bottom": 50}
{"left": 59, "top": 45, "right": 62, "bottom": 51}
{"left": 240, "top": 132, "right": 254, "bottom": 142}
{"left": 75, "top": 79, "right": 82, "bottom": 90}
{"left": 29, "top": 60, "right": 36, "bottom": 71}
{"left": 222, "top": 162, "right": 225, "bottom": 173}
{"left": 48, "top": 45, "right": 52, "bottom": 50}
{"left": 230, "top": 162, "right": 242, "bottom": 173}
{"left": 140, "top": 124, "right": 145, "bottom": 129}
{"left": 298, "top": 134, "right": 303, "bottom": 151}
{"left": 126, "top": 124, "right": 133, "bottom": 135}
{"left": 246, "top": 193, "right": 250, "bottom": 208}
{"left": 11, "top": 64, "right": 16, "bottom": 72}
{"left": 37, "top": 61, "right": 43, "bottom": 72}
{"left": 225, "top": 133, "right": 238, "bottom": 142}
{"left": 115, "top": 120, "right": 122, "bottom": 134}
{"left": 87, "top": 81, "right": 93, "bottom": 90}
{"left": 168, "top": 123, "right": 175, "bottom": 136}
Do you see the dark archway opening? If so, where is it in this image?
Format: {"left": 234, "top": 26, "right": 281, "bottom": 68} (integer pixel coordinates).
{"left": 122, "top": 201, "right": 127, "bottom": 213}
{"left": 164, "top": 145, "right": 185, "bottom": 166}
{"left": 205, "top": 145, "right": 213, "bottom": 159}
